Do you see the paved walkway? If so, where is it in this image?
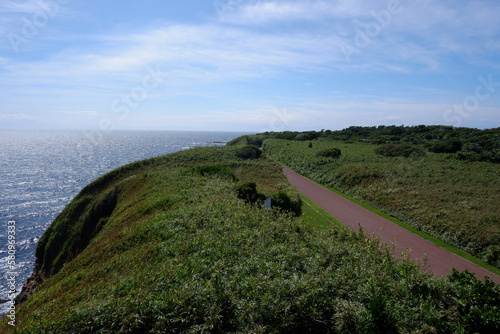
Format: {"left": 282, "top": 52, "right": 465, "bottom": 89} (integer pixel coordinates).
{"left": 283, "top": 167, "right": 500, "bottom": 284}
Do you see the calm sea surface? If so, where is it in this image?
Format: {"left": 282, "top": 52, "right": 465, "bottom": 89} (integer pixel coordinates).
{"left": 0, "top": 130, "right": 247, "bottom": 313}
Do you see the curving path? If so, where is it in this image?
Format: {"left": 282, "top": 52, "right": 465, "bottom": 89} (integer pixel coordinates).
{"left": 283, "top": 166, "right": 500, "bottom": 284}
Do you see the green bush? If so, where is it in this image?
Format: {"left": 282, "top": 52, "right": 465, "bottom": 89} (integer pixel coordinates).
{"left": 368, "top": 295, "right": 397, "bottom": 334}
{"left": 236, "top": 181, "right": 266, "bottom": 204}
{"left": 236, "top": 145, "right": 262, "bottom": 160}
{"left": 374, "top": 143, "right": 425, "bottom": 157}
{"left": 272, "top": 191, "right": 302, "bottom": 216}
{"left": 340, "top": 168, "right": 383, "bottom": 187}
{"left": 456, "top": 147, "right": 500, "bottom": 163}
{"left": 193, "top": 164, "right": 237, "bottom": 181}
{"left": 427, "top": 139, "right": 462, "bottom": 153}
{"left": 447, "top": 269, "right": 500, "bottom": 333}
{"left": 316, "top": 148, "right": 341, "bottom": 159}
{"left": 296, "top": 131, "right": 320, "bottom": 141}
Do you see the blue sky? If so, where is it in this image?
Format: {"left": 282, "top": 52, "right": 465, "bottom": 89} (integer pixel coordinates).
{"left": 1, "top": 0, "right": 499, "bottom": 132}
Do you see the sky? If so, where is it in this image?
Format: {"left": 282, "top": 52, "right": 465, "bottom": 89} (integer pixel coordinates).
{"left": 1, "top": 0, "right": 499, "bottom": 132}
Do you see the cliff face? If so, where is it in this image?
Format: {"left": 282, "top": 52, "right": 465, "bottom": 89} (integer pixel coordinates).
{"left": 16, "top": 175, "right": 123, "bottom": 305}
{"left": 8, "top": 145, "right": 299, "bottom": 328}
{"left": 31, "top": 145, "right": 290, "bottom": 282}
{"left": 36, "top": 185, "right": 120, "bottom": 277}
{"left": 14, "top": 158, "right": 150, "bottom": 306}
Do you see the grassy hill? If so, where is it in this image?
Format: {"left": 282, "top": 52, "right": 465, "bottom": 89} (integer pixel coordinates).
{"left": 2, "top": 144, "right": 500, "bottom": 333}
{"left": 230, "top": 127, "right": 500, "bottom": 270}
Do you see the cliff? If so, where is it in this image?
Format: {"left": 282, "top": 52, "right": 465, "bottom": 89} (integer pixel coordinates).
{"left": 3, "top": 144, "right": 499, "bottom": 333}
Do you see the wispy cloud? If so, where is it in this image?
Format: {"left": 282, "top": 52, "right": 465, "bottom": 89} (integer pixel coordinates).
{"left": 0, "top": 113, "right": 37, "bottom": 120}
{"left": 1, "top": 0, "right": 499, "bottom": 130}
{"left": 51, "top": 110, "right": 102, "bottom": 116}
{"left": 3, "top": 1, "right": 499, "bottom": 87}
{"left": 218, "top": 1, "right": 333, "bottom": 24}
{"left": 1, "top": 23, "right": 342, "bottom": 93}
{"left": 216, "top": 0, "right": 378, "bottom": 24}
{"left": 0, "top": 0, "right": 44, "bottom": 14}
{"left": 215, "top": 0, "right": 500, "bottom": 71}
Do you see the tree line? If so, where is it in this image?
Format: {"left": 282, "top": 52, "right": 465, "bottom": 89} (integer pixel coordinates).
{"left": 235, "top": 125, "right": 500, "bottom": 163}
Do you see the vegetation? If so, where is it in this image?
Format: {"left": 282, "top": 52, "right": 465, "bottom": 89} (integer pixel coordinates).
{"left": 271, "top": 191, "right": 302, "bottom": 216}
{"left": 235, "top": 144, "right": 262, "bottom": 160}
{"left": 256, "top": 132, "right": 500, "bottom": 269}
{"left": 193, "top": 164, "right": 237, "bottom": 181}
{"left": 236, "top": 181, "right": 301, "bottom": 216}
{"left": 249, "top": 125, "right": 500, "bottom": 163}
{"left": 3, "top": 143, "right": 500, "bottom": 333}
{"left": 316, "top": 147, "right": 342, "bottom": 159}
{"left": 374, "top": 143, "right": 425, "bottom": 158}
{"left": 236, "top": 181, "right": 266, "bottom": 204}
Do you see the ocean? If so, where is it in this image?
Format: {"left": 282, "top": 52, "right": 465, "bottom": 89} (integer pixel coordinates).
{"left": 0, "top": 130, "right": 247, "bottom": 314}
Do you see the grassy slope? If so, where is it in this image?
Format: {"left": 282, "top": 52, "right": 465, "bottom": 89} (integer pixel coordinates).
{"left": 2, "top": 145, "right": 500, "bottom": 333}
{"left": 263, "top": 138, "right": 500, "bottom": 270}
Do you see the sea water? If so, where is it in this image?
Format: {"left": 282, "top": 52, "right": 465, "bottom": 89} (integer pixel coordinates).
{"left": 0, "top": 130, "right": 247, "bottom": 314}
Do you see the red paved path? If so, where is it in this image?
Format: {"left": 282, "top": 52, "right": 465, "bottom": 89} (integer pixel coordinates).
{"left": 283, "top": 167, "right": 500, "bottom": 284}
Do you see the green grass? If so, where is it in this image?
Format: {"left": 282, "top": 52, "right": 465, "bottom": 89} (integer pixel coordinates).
{"left": 323, "top": 186, "right": 500, "bottom": 277}
{"left": 262, "top": 145, "right": 500, "bottom": 275}
{"left": 298, "top": 194, "right": 344, "bottom": 231}
{"left": 262, "top": 138, "right": 500, "bottom": 270}
{"left": 296, "top": 167, "right": 500, "bottom": 277}
{"left": 3, "top": 145, "right": 500, "bottom": 333}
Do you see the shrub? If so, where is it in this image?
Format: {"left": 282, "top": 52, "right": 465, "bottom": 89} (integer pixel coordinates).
{"left": 316, "top": 148, "right": 342, "bottom": 159}
{"left": 368, "top": 295, "right": 397, "bottom": 334}
{"left": 236, "top": 145, "right": 262, "bottom": 160}
{"left": 427, "top": 139, "right": 462, "bottom": 153}
{"left": 456, "top": 147, "right": 500, "bottom": 163}
{"left": 236, "top": 181, "right": 265, "bottom": 204}
{"left": 340, "top": 169, "right": 383, "bottom": 187}
{"left": 272, "top": 191, "right": 302, "bottom": 216}
{"left": 296, "top": 131, "right": 320, "bottom": 141}
{"left": 374, "top": 143, "right": 425, "bottom": 157}
{"left": 193, "top": 165, "right": 237, "bottom": 181}
{"left": 447, "top": 269, "right": 500, "bottom": 333}
{"left": 236, "top": 183, "right": 301, "bottom": 216}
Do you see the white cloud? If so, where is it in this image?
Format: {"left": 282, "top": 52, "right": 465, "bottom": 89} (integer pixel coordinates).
{"left": 51, "top": 110, "right": 102, "bottom": 116}
{"left": 390, "top": 0, "right": 500, "bottom": 56}
{"left": 216, "top": 0, "right": 378, "bottom": 24}
{"left": 214, "top": 0, "right": 500, "bottom": 71}
{"left": 0, "top": 113, "right": 36, "bottom": 120}
{"left": 219, "top": 1, "right": 331, "bottom": 23}
{"left": 1, "top": 23, "right": 343, "bottom": 93}
{"left": 0, "top": 0, "right": 78, "bottom": 53}
{"left": 2, "top": 1, "right": 499, "bottom": 130}
{"left": 3, "top": 1, "right": 499, "bottom": 88}
{"left": 0, "top": 0, "right": 44, "bottom": 14}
